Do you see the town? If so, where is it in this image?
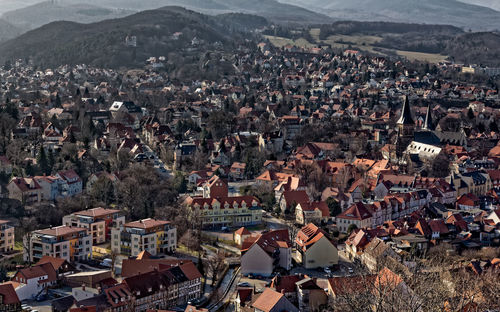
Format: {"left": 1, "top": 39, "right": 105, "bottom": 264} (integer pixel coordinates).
{"left": 0, "top": 33, "right": 499, "bottom": 312}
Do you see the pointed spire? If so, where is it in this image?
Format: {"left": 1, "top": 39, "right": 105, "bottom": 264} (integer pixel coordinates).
{"left": 422, "top": 103, "right": 434, "bottom": 131}
{"left": 397, "top": 95, "right": 414, "bottom": 125}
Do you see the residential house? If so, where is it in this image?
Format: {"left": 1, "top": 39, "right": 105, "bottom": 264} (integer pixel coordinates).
{"left": 360, "top": 237, "right": 399, "bottom": 272}
{"left": 295, "top": 223, "right": 338, "bottom": 269}
{"left": 0, "top": 283, "right": 21, "bottom": 311}
{"left": 111, "top": 262, "right": 202, "bottom": 311}
{"left": 7, "top": 177, "right": 42, "bottom": 204}
{"left": 12, "top": 262, "right": 57, "bottom": 300}
{"left": 33, "top": 175, "right": 62, "bottom": 201}
{"left": 241, "top": 229, "right": 291, "bottom": 277}
{"left": 111, "top": 218, "right": 176, "bottom": 257}
{"left": 279, "top": 190, "right": 309, "bottom": 214}
{"left": 230, "top": 162, "right": 246, "bottom": 180}
{"left": 234, "top": 227, "right": 251, "bottom": 246}
{"left": 56, "top": 170, "right": 83, "bottom": 197}
{"left": 295, "top": 201, "right": 330, "bottom": 225}
{"left": 35, "top": 255, "right": 76, "bottom": 277}
{"left": 251, "top": 288, "right": 299, "bottom": 312}
{"left": 336, "top": 203, "right": 373, "bottom": 233}
{"left": 428, "top": 219, "right": 450, "bottom": 240}
{"left": 456, "top": 193, "right": 480, "bottom": 211}
{"left": 0, "top": 156, "right": 12, "bottom": 175}
{"left": 295, "top": 277, "right": 328, "bottom": 312}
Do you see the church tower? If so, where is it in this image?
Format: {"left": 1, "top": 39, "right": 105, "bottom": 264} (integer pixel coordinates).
{"left": 422, "top": 103, "right": 434, "bottom": 131}
{"left": 396, "top": 96, "right": 415, "bottom": 157}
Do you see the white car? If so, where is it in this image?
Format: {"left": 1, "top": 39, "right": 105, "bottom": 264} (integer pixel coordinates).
{"left": 324, "top": 267, "right": 331, "bottom": 274}
{"left": 348, "top": 267, "right": 354, "bottom": 274}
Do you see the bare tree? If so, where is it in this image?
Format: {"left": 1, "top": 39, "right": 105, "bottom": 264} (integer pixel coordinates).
{"left": 206, "top": 251, "right": 226, "bottom": 286}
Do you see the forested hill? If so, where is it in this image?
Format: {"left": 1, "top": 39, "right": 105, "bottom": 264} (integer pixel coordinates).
{"left": 0, "top": 7, "right": 264, "bottom": 69}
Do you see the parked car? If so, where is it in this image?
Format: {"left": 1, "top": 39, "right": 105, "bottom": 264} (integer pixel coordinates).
{"left": 238, "top": 282, "right": 251, "bottom": 287}
{"left": 324, "top": 267, "right": 331, "bottom": 274}
{"left": 100, "top": 258, "right": 113, "bottom": 268}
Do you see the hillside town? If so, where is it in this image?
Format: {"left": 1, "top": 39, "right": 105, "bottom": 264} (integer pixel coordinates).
{"left": 0, "top": 38, "right": 499, "bottom": 312}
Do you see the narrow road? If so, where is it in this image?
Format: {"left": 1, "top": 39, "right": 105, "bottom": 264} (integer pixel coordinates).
{"left": 207, "top": 267, "right": 240, "bottom": 312}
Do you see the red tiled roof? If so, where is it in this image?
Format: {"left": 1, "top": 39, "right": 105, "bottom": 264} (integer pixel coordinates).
{"left": 37, "top": 225, "right": 87, "bottom": 237}
{"left": 251, "top": 288, "right": 284, "bottom": 312}
{"left": 73, "top": 207, "right": 120, "bottom": 218}
{"left": 242, "top": 229, "right": 290, "bottom": 255}
{"left": 337, "top": 202, "right": 373, "bottom": 221}
{"left": 121, "top": 259, "right": 191, "bottom": 278}
{"left": 271, "top": 275, "right": 302, "bottom": 293}
{"left": 428, "top": 219, "right": 450, "bottom": 234}
{"left": 0, "top": 283, "right": 20, "bottom": 305}
{"left": 298, "top": 201, "right": 330, "bottom": 218}
{"left": 16, "top": 262, "right": 56, "bottom": 282}
{"left": 234, "top": 227, "right": 251, "bottom": 236}
{"left": 296, "top": 223, "right": 334, "bottom": 251}
{"left": 35, "top": 256, "right": 67, "bottom": 271}
{"left": 180, "top": 262, "right": 202, "bottom": 280}
{"left": 282, "top": 190, "right": 309, "bottom": 206}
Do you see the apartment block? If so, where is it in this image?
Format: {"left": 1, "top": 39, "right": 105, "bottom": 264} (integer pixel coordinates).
{"left": 24, "top": 226, "right": 92, "bottom": 263}
{"left": 0, "top": 220, "right": 14, "bottom": 253}
{"left": 63, "top": 207, "right": 125, "bottom": 245}
{"left": 111, "top": 218, "right": 176, "bottom": 257}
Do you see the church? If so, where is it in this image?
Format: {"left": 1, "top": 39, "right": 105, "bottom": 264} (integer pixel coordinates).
{"left": 394, "top": 96, "right": 466, "bottom": 171}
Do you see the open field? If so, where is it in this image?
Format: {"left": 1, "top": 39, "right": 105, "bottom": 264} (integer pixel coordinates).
{"left": 264, "top": 28, "right": 448, "bottom": 63}
{"left": 395, "top": 50, "right": 447, "bottom": 63}
{"left": 263, "top": 35, "right": 317, "bottom": 49}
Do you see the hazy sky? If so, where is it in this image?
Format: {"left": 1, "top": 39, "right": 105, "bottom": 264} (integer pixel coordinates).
{"left": 0, "top": 0, "right": 40, "bottom": 15}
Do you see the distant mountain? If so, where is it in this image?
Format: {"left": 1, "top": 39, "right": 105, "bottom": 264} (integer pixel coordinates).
{"left": 0, "top": 19, "right": 24, "bottom": 43}
{"left": 458, "top": 0, "right": 500, "bottom": 12}
{"left": 1, "top": 1, "right": 133, "bottom": 31}
{"left": 278, "top": 0, "right": 500, "bottom": 31}
{"left": 63, "top": 0, "right": 331, "bottom": 24}
{"left": 0, "top": 6, "right": 264, "bottom": 68}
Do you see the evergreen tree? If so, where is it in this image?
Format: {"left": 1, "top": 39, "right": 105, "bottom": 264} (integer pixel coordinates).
{"left": 48, "top": 149, "right": 55, "bottom": 171}
{"left": 25, "top": 162, "right": 35, "bottom": 177}
{"left": 467, "top": 107, "right": 474, "bottom": 120}
{"left": 490, "top": 121, "right": 499, "bottom": 133}
{"left": 197, "top": 253, "right": 205, "bottom": 277}
{"left": 55, "top": 93, "right": 62, "bottom": 108}
{"left": 37, "top": 145, "right": 50, "bottom": 175}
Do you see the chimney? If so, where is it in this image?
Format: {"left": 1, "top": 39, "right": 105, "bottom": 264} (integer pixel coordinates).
{"left": 82, "top": 284, "right": 85, "bottom": 291}
{"left": 281, "top": 289, "right": 285, "bottom": 294}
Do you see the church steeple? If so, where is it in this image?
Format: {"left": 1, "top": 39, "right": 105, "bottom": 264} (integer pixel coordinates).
{"left": 422, "top": 103, "right": 434, "bottom": 131}
{"left": 395, "top": 95, "right": 415, "bottom": 158}
{"left": 397, "top": 95, "right": 414, "bottom": 125}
